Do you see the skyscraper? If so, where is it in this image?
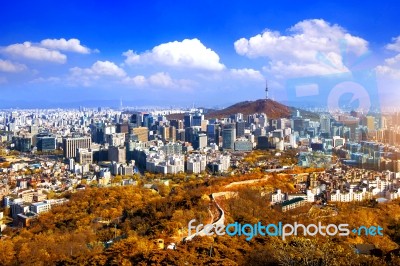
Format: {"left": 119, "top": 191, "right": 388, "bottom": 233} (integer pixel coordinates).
{"left": 130, "top": 112, "right": 143, "bottom": 128}
{"left": 320, "top": 115, "right": 331, "bottom": 134}
{"left": 192, "top": 112, "right": 203, "bottom": 127}
{"left": 222, "top": 124, "right": 236, "bottom": 150}
{"left": 169, "top": 126, "right": 176, "bottom": 142}
{"left": 236, "top": 121, "right": 246, "bottom": 138}
{"left": 184, "top": 113, "right": 192, "bottom": 128}
{"left": 160, "top": 126, "right": 170, "bottom": 142}
{"left": 364, "top": 116, "right": 375, "bottom": 131}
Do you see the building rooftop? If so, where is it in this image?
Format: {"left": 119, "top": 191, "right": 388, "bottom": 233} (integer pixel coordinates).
{"left": 281, "top": 197, "right": 305, "bottom": 207}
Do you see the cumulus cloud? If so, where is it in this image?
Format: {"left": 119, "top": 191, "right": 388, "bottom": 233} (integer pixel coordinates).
{"left": 123, "top": 38, "right": 225, "bottom": 71}
{"left": 384, "top": 54, "right": 400, "bottom": 65}
{"left": 234, "top": 19, "right": 369, "bottom": 78}
{"left": 123, "top": 72, "right": 195, "bottom": 91}
{"left": 373, "top": 36, "right": 400, "bottom": 107}
{"left": 2, "top": 42, "right": 67, "bottom": 63}
{"left": 68, "top": 60, "right": 126, "bottom": 87}
{"left": 124, "top": 75, "right": 147, "bottom": 87}
{"left": 376, "top": 65, "right": 400, "bottom": 79}
{"left": 40, "top": 38, "right": 92, "bottom": 54}
{"left": 148, "top": 72, "right": 176, "bottom": 87}
{"left": 376, "top": 43, "right": 400, "bottom": 79}
{"left": 386, "top": 36, "right": 400, "bottom": 52}
{"left": 71, "top": 60, "right": 126, "bottom": 77}
{"left": 376, "top": 36, "right": 400, "bottom": 79}
{"left": 0, "top": 59, "right": 26, "bottom": 72}
{"left": 230, "top": 68, "right": 264, "bottom": 81}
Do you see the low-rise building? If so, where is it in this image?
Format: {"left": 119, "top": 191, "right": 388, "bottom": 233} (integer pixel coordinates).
{"left": 330, "top": 188, "right": 368, "bottom": 202}
{"left": 275, "top": 197, "right": 306, "bottom": 212}
{"left": 30, "top": 201, "right": 51, "bottom": 214}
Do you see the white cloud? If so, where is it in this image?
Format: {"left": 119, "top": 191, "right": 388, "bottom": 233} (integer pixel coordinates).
{"left": 148, "top": 72, "right": 175, "bottom": 87}
{"left": 91, "top": 61, "right": 126, "bottom": 77}
{"left": 30, "top": 76, "right": 61, "bottom": 84}
{"left": 71, "top": 60, "right": 126, "bottom": 77}
{"left": 123, "top": 72, "right": 195, "bottom": 91}
{"left": 2, "top": 42, "right": 67, "bottom": 63}
{"left": 234, "top": 19, "right": 369, "bottom": 78}
{"left": 40, "top": 38, "right": 92, "bottom": 54}
{"left": 384, "top": 54, "right": 400, "bottom": 65}
{"left": 376, "top": 36, "right": 400, "bottom": 80}
{"left": 0, "top": 59, "right": 26, "bottom": 72}
{"left": 123, "top": 50, "right": 140, "bottom": 65}
{"left": 386, "top": 36, "right": 400, "bottom": 52}
{"left": 69, "top": 60, "right": 126, "bottom": 87}
{"left": 123, "top": 75, "right": 147, "bottom": 87}
{"left": 375, "top": 36, "right": 400, "bottom": 107}
{"left": 230, "top": 68, "right": 264, "bottom": 81}
{"left": 376, "top": 65, "right": 400, "bottom": 79}
{"left": 123, "top": 38, "right": 225, "bottom": 71}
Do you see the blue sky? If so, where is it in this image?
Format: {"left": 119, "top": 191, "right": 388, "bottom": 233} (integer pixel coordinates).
{"left": 1, "top": 1, "right": 400, "bottom": 109}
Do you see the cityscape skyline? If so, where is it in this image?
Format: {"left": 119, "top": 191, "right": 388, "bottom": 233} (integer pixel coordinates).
{"left": 1, "top": 1, "right": 400, "bottom": 109}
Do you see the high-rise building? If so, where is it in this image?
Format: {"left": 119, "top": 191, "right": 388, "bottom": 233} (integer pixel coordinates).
{"left": 108, "top": 146, "right": 126, "bottom": 163}
{"left": 185, "top": 127, "right": 195, "bottom": 144}
{"left": 293, "top": 118, "right": 304, "bottom": 133}
{"left": 169, "top": 126, "right": 176, "bottom": 142}
{"left": 206, "top": 124, "right": 216, "bottom": 144}
{"left": 160, "top": 126, "right": 170, "bottom": 142}
{"left": 222, "top": 124, "right": 236, "bottom": 150}
{"left": 193, "top": 133, "right": 207, "bottom": 150}
{"left": 236, "top": 121, "right": 246, "bottom": 137}
{"left": 131, "top": 127, "right": 149, "bottom": 142}
{"left": 36, "top": 133, "right": 56, "bottom": 152}
{"left": 192, "top": 112, "right": 203, "bottom": 127}
{"left": 130, "top": 112, "right": 143, "bottom": 128}
{"left": 201, "top": 120, "right": 208, "bottom": 132}
{"left": 143, "top": 114, "right": 154, "bottom": 128}
{"left": 320, "top": 115, "right": 331, "bottom": 134}
{"left": 76, "top": 148, "right": 93, "bottom": 165}
{"left": 380, "top": 117, "right": 387, "bottom": 130}
{"left": 116, "top": 123, "right": 129, "bottom": 133}
{"left": 90, "top": 123, "right": 105, "bottom": 144}
{"left": 29, "top": 125, "right": 39, "bottom": 135}
{"left": 186, "top": 154, "right": 207, "bottom": 174}
{"left": 106, "top": 133, "right": 125, "bottom": 147}
{"left": 170, "top": 119, "right": 183, "bottom": 130}
{"left": 63, "top": 136, "right": 91, "bottom": 158}
{"left": 364, "top": 116, "right": 375, "bottom": 131}
{"left": 184, "top": 113, "right": 192, "bottom": 128}
{"left": 339, "top": 116, "right": 359, "bottom": 140}
{"left": 12, "top": 135, "right": 32, "bottom": 152}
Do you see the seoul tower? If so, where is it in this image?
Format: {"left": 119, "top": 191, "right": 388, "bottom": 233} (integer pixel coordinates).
{"left": 265, "top": 80, "right": 269, "bottom": 100}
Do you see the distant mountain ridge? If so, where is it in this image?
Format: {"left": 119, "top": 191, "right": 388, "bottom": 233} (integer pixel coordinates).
{"left": 205, "top": 99, "right": 319, "bottom": 120}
